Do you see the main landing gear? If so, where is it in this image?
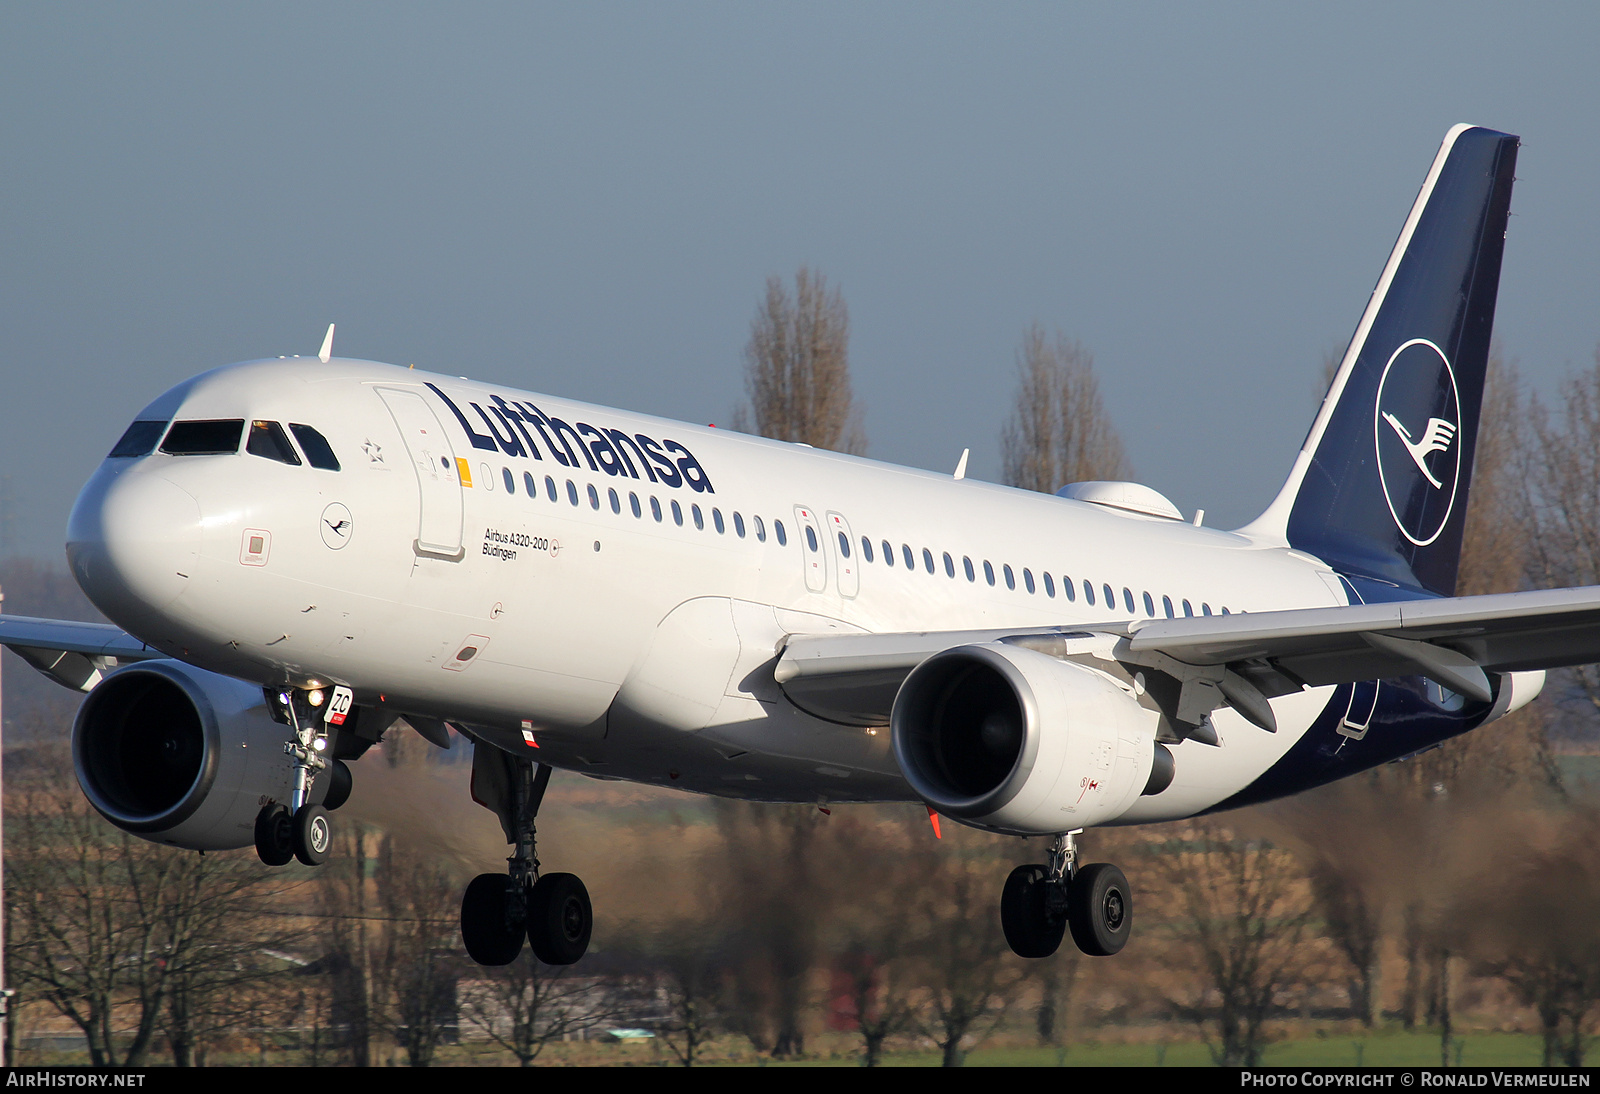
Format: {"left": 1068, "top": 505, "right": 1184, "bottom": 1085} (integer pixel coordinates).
{"left": 1000, "top": 831, "right": 1132, "bottom": 959}
{"left": 460, "top": 758, "right": 593, "bottom": 967}
{"left": 254, "top": 687, "right": 351, "bottom": 868}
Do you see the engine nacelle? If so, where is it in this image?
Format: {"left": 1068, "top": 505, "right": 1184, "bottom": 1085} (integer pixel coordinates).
{"left": 73, "top": 660, "right": 326, "bottom": 850}
{"left": 891, "top": 642, "right": 1159, "bottom": 835}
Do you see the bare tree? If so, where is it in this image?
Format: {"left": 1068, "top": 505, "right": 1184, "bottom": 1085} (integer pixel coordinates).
{"left": 370, "top": 837, "right": 460, "bottom": 1066}
{"left": 1150, "top": 823, "right": 1312, "bottom": 1066}
{"left": 738, "top": 267, "right": 865, "bottom": 454}
{"left": 1473, "top": 808, "right": 1600, "bottom": 1067}
{"left": 1001, "top": 325, "right": 1129, "bottom": 492}
{"left": 908, "top": 851, "right": 1025, "bottom": 1067}
{"left": 7, "top": 764, "right": 287, "bottom": 1067}
{"left": 712, "top": 801, "right": 829, "bottom": 1057}
{"left": 460, "top": 953, "right": 615, "bottom": 1066}
{"left": 1522, "top": 345, "right": 1600, "bottom": 728}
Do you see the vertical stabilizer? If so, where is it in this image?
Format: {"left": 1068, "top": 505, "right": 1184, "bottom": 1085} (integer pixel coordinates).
{"left": 1241, "top": 125, "right": 1518, "bottom": 596}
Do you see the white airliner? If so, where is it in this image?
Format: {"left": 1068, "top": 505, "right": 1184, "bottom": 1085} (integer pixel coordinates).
{"left": 7, "top": 124, "right": 1600, "bottom": 965}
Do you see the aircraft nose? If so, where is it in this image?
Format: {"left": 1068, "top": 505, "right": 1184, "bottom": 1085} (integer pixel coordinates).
{"left": 67, "top": 467, "right": 201, "bottom": 629}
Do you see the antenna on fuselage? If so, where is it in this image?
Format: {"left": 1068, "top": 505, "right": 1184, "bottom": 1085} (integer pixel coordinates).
{"left": 953, "top": 448, "right": 969, "bottom": 480}
{"left": 318, "top": 324, "right": 335, "bottom": 364}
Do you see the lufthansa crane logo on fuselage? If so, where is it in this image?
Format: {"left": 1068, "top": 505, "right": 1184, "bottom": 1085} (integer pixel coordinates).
{"left": 1373, "top": 338, "right": 1460, "bottom": 547}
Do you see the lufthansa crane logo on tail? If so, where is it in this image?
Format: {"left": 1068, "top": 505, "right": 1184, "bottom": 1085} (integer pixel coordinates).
{"left": 1373, "top": 338, "right": 1461, "bottom": 547}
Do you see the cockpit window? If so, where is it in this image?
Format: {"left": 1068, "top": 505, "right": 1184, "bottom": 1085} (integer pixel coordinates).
{"left": 246, "top": 420, "right": 302, "bottom": 465}
{"left": 160, "top": 419, "right": 245, "bottom": 455}
{"left": 288, "top": 424, "right": 340, "bottom": 471}
{"left": 108, "top": 420, "right": 167, "bottom": 458}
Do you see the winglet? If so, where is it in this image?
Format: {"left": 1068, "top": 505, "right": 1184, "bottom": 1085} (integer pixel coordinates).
{"left": 318, "top": 323, "right": 335, "bottom": 364}
{"left": 953, "top": 449, "right": 969, "bottom": 480}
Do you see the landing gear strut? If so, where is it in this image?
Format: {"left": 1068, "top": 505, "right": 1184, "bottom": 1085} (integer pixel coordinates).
{"left": 254, "top": 687, "right": 338, "bottom": 867}
{"left": 1000, "top": 831, "right": 1132, "bottom": 959}
{"left": 460, "top": 757, "right": 593, "bottom": 967}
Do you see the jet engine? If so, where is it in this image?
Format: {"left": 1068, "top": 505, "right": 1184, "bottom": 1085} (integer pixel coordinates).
{"left": 73, "top": 659, "right": 327, "bottom": 850}
{"left": 891, "top": 642, "right": 1163, "bottom": 835}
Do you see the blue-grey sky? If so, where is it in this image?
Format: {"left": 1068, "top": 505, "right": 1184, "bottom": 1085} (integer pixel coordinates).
{"left": 3, "top": 3, "right": 1598, "bottom": 560}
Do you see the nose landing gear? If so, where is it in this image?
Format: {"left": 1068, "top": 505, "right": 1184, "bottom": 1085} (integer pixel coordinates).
{"left": 254, "top": 687, "right": 343, "bottom": 867}
{"left": 1000, "top": 831, "right": 1132, "bottom": 959}
{"left": 460, "top": 754, "right": 593, "bottom": 967}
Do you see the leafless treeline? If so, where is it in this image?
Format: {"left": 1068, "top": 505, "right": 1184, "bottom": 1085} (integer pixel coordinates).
{"left": 5, "top": 276, "right": 1600, "bottom": 1066}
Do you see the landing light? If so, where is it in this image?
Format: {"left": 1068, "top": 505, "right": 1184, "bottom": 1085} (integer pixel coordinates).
{"left": 307, "top": 688, "right": 325, "bottom": 707}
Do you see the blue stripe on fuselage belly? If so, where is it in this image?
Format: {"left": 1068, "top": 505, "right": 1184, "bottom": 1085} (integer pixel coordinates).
{"left": 1203, "top": 675, "right": 1495, "bottom": 814}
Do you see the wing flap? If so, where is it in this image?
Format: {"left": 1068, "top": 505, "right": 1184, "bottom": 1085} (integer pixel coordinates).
{"left": 771, "top": 586, "right": 1600, "bottom": 728}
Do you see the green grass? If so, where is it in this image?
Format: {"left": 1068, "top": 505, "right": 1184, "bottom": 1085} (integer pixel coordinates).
{"left": 756, "top": 1031, "right": 1552, "bottom": 1067}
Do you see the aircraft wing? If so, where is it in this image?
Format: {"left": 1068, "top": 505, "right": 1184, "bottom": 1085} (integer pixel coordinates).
{"left": 0, "top": 614, "right": 163, "bottom": 692}
{"left": 774, "top": 586, "right": 1600, "bottom": 730}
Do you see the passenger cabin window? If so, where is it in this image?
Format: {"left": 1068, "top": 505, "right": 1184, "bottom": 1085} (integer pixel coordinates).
{"left": 1104, "top": 584, "right": 1115, "bottom": 609}
{"left": 862, "top": 538, "right": 874, "bottom": 563}
{"left": 1024, "top": 569, "right": 1035, "bottom": 594}
{"left": 922, "top": 549, "right": 934, "bottom": 574}
{"left": 545, "top": 476, "right": 558, "bottom": 501}
{"left": 650, "top": 497, "right": 663, "bottom": 522}
{"left": 609, "top": 488, "right": 621, "bottom": 514}
{"left": 1003, "top": 564, "right": 1015, "bottom": 590}
{"left": 109, "top": 420, "right": 166, "bottom": 458}
{"left": 902, "top": 544, "right": 914, "bottom": 569}
{"left": 524, "top": 472, "right": 537, "bottom": 496}
{"left": 963, "top": 556, "right": 974, "bottom": 581}
{"left": 247, "top": 421, "right": 301, "bottom": 465}
{"left": 944, "top": 552, "right": 955, "bottom": 578}
{"left": 755, "top": 516, "right": 767, "bottom": 542}
{"left": 587, "top": 484, "right": 600, "bottom": 510}
{"left": 984, "top": 561, "right": 995, "bottom": 586}
{"left": 805, "top": 525, "right": 819, "bottom": 552}
{"left": 630, "top": 492, "right": 642, "bottom": 518}
{"left": 883, "top": 541, "right": 893, "bottom": 566}
{"left": 1163, "top": 595, "right": 1175, "bottom": 619}
{"left": 692, "top": 504, "right": 704, "bottom": 530}
{"left": 1143, "top": 591, "right": 1155, "bottom": 616}
{"left": 162, "top": 419, "right": 245, "bottom": 456}
{"left": 1084, "top": 581, "right": 1096, "bottom": 606}
{"left": 672, "top": 500, "right": 684, "bottom": 526}
{"left": 735, "top": 513, "right": 746, "bottom": 538}
{"left": 837, "top": 532, "right": 850, "bottom": 557}
{"left": 1183, "top": 599, "right": 1194, "bottom": 617}
{"left": 1123, "top": 588, "right": 1135, "bottom": 614}
{"left": 713, "top": 508, "right": 725, "bottom": 534}
{"left": 1044, "top": 572, "right": 1056, "bottom": 598}
{"left": 288, "top": 424, "right": 340, "bottom": 470}
{"left": 504, "top": 468, "right": 517, "bottom": 494}
{"left": 775, "top": 520, "right": 787, "bottom": 546}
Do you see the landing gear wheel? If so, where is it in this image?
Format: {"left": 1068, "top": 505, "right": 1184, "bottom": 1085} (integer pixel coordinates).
{"left": 527, "top": 872, "right": 592, "bottom": 966}
{"left": 254, "top": 804, "right": 294, "bottom": 866}
{"left": 323, "top": 760, "right": 353, "bottom": 811}
{"left": 292, "top": 804, "right": 332, "bottom": 866}
{"left": 1068, "top": 862, "right": 1132, "bottom": 956}
{"left": 461, "top": 873, "right": 527, "bottom": 966}
{"left": 1001, "top": 864, "right": 1067, "bottom": 959}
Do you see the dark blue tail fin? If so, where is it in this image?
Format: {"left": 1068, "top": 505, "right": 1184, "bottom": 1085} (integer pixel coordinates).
{"left": 1244, "top": 125, "right": 1519, "bottom": 596}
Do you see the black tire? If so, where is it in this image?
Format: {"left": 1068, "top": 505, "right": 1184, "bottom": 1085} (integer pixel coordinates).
{"left": 461, "top": 873, "right": 526, "bottom": 966}
{"left": 528, "top": 872, "right": 592, "bottom": 966}
{"left": 323, "top": 760, "right": 353, "bottom": 811}
{"left": 1001, "top": 864, "right": 1067, "bottom": 959}
{"left": 254, "top": 804, "right": 294, "bottom": 867}
{"left": 292, "top": 804, "right": 332, "bottom": 866}
{"left": 1067, "top": 862, "right": 1132, "bottom": 956}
